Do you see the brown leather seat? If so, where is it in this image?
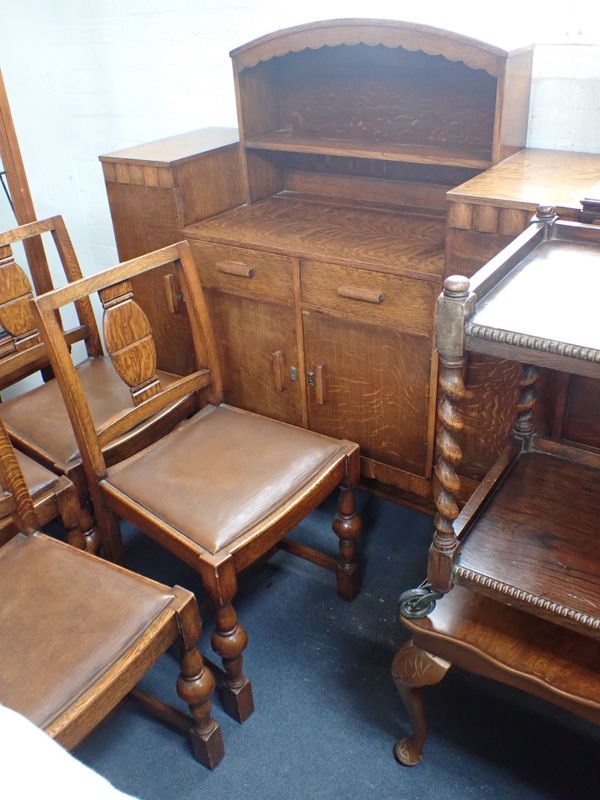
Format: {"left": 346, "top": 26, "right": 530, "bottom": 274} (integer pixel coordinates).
{"left": 107, "top": 404, "right": 346, "bottom": 554}
{"left": 1, "top": 357, "right": 177, "bottom": 470}
{"left": 0, "top": 533, "right": 174, "bottom": 727}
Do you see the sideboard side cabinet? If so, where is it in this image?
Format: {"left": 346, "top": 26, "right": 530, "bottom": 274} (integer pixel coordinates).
{"left": 100, "top": 128, "right": 244, "bottom": 375}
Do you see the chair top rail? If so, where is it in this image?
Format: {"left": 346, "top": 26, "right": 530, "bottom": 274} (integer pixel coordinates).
{"left": 35, "top": 243, "right": 184, "bottom": 313}
{"left": 0, "top": 215, "right": 63, "bottom": 247}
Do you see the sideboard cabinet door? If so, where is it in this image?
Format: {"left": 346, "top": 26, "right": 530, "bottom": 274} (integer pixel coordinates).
{"left": 302, "top": 311, "right": 433, "bottom": 478}
{"left": 207, "top": 291, "right": 303, "bottom": 425}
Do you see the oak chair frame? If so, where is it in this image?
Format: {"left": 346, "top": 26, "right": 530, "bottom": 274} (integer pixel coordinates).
{"left": 0, "top": 216, "right": 194, "bottom": 510}
{"left": 0, "top": 416, "right": 224, "bottom": 768}
{"left": 31, "top": 239, "right": 362, "bottom": 723}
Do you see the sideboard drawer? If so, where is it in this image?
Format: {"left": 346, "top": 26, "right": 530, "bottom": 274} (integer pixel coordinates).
{"left": 300, "top": 261, "right": 435, "bottom": 336}
{"left": 189, "top": 240, "right": 294, "bottom": 304}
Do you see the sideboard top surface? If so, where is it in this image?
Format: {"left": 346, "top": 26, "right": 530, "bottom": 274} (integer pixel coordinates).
{"left": 448, "top": 148, "right": 600, "bottom": 212}
{"left": 100, "top": 127, "right": 239, "bottom": 168}
{"left": 184, "top": 195, "right": 446, "bottom": 280}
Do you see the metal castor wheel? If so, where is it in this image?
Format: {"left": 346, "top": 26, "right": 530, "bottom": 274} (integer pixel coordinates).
{"left": 398, "top": 585, "right": 443, "bottom": 619}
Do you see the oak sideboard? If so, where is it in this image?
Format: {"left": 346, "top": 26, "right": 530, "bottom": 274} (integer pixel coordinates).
{"left": 100, "top": 20, "right": 600, "bottom": 503}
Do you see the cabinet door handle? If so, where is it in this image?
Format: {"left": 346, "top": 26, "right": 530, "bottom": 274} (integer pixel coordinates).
{"left": 216, "top": 260, "right": 255, "bottom": 279}
{"left": 164, "top": 273, "right": 183, "bottom": 313}
{"left": 337, "top": 285, "right": 384, "bottom": 304}
{"left": 313, "top": 363, "right": 326, "bottom": 405}
{"left": 272, "top": 350, "right": 285, "bottom": 392}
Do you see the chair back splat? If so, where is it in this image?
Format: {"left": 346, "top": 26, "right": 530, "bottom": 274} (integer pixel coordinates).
{"left": 0, "top": 215, "right": 102, "bottom": 389}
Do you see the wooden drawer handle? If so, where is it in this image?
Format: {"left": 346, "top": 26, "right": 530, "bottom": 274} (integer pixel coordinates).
{"left": 216, "top": 260, "right": 255, "bottom": 279}
{"left": 308, "top": 364, "right": 326, "bottom": 405}
{"left": 336, "top": 285, "right": 384, "bottom": 304}
{"left": 272, "top": 350, "right": 285, "bottom": 392}
{"left": 315, "top": 364, "right": 326, "bottom": 405}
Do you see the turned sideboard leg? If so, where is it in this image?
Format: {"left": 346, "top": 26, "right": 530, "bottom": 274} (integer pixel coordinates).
{"left": 391, "top": 640, "right": 450, "bottom": 766}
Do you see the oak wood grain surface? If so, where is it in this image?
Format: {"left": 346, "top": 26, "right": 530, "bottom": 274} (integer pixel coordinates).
{"left": 405, "top": 585, "right": 600, "bottom": 719}
{"left": 100, "top": 127, "right": 239, "bottom": 168}
{"left": 303, "top": 312, "right": 433, "bottom": 475}
{"left": 230, "top": 18, "right": 517, "bottom": 77}
{"left": 448, "top": 148, "right": 600, "bottom": 212}
{"left": 456, "top": 450, "right": 600, "bottom": 638}
{"left": 190, "top": 240, "right": 294, "bottom": 305}
{"left": 185, "top": 195, "right": 446, "bottom": 280}
{"left": 246, "top": 132, "right": 492, "bottom": 170}
{"left": 300, "top": 260, "right": 436, "bottom": 336}
{"left": 206, "top": 290, "right": 303, "bottom": 425}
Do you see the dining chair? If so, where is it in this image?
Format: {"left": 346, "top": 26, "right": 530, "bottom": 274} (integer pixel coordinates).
{"left": 31, "top": 239, "right": 363, "bottom": 723}
{"left": 0, "top": 416, "right": 224, "bottom": 769}
{"left": 0, "top": 216, "right": 195, "bottom": 544}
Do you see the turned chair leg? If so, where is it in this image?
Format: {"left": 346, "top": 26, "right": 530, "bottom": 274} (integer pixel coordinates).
{"left": 94, "top": 504, "right": 124, "bottom": 563}
{"left": 332, "top": 485, "right": 362, "bottom": 601}
{"left": 177, "top": 602, "right": 224, "bottom": 769}
{"left": 211, "top": 600, "right": 254, "bottom": 723}
{"left": 177, "top": 603, "right": 225, "bottom": 769}
{"left": 55, "top": 478, "right": 99, "bottom": 553}
{"left": 391, "top": 640, "right": 450, "bottom": 766}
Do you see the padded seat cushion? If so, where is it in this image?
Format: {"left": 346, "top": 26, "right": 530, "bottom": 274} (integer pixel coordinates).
{"left": 0, "top": 534, "right": 174, "bottom": 728}
{"left": 106, "top": 404, "right": 347, "bottom": 555}
{"left": 0, "top": 357, "right": 177, "bottom": 468}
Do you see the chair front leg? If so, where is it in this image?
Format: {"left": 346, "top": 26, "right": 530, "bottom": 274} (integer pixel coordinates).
{"left": 332, "top": 484, "right": 362, "bottom": 601}
{"left": 55, "top": 478, "right": 99, "bottom": 553}
{"left": 177, "top": 600, "right": 225, "bottom": 769}
{"left": 211, "top": 600, "right": 254, "bottom": 723}
{"left": 204, "top": 556, "right": 254, "bottom": 722}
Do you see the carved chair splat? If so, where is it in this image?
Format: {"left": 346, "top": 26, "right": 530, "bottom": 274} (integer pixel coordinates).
{"left": 32, "top": 240, "right": 363, "bottom": 723}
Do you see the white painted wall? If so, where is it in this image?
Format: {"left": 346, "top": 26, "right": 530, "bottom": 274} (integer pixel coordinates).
{"left": 1, "top": 0, "right": 599, "bottom": 282}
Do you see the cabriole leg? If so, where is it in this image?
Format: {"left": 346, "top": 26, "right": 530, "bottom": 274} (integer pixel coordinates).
{"left": 391, "top": 640, "right": 450, "bottom": 766}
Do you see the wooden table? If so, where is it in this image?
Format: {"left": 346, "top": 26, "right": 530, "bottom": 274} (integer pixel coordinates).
{"left": 394, "top": 206, "right": 600, "bottom": 764}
